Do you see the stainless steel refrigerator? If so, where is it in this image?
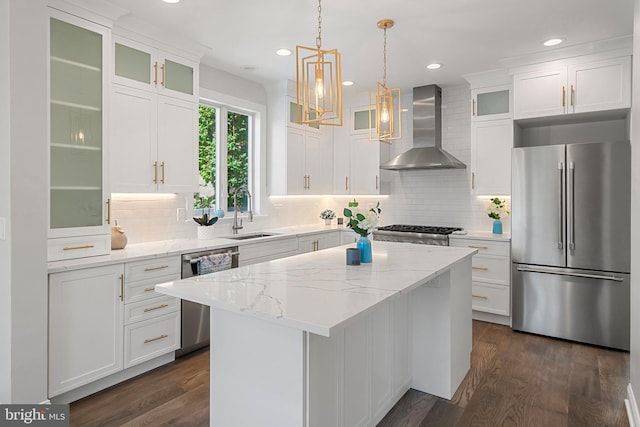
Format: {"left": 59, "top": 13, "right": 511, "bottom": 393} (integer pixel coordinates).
{"left": 511, "top": 140, "right": 630, "bottom": 350}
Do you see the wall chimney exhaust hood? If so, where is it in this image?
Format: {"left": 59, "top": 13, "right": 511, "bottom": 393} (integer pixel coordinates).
{"left": 380, "top": 84, "right": 466, "bottom": 170}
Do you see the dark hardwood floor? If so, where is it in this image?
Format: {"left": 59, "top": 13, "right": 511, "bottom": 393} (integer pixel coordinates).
{"left": 70, "top": 321, "right": 630, "bottom": 427}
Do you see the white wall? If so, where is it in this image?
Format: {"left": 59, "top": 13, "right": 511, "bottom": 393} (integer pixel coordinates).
{"left": 7, "top": 0, "right": 48, "bottom": 403}
{"left": 199, "top": 64, "right": 267, "bottom": 106}
{"left": 629, "top": 0, "right": 640, "bottom": 411}
{"left": 0, "top": 0, "right": 12, "bottom": 404}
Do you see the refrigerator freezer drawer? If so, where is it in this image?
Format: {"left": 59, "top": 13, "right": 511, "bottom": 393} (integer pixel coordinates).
{"left": 512, "top": 264, "right": 629, "bottom": 350}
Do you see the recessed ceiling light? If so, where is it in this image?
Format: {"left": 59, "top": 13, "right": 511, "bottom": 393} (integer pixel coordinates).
{"left": 426, "top": 63, "right": 442, "bottom": 70}
{"left": 162, "top": 0, "right": 180, "bottom": 3}
{"left": 276, "top": 48, "right": 292, "bottom": 56}
{"left": 342, "top": 80, "right": 354, "bottom": 86}
{"left": 543, "top": 38, "right": 564, "bottom": 47}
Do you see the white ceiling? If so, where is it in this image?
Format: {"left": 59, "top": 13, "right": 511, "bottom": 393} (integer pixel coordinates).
{"left": 104, "top": 0, "right": 633, "bottom": 90}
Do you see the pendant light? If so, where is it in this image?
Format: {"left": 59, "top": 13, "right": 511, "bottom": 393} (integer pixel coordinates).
{"left": 296, "top": 0, "right": 343, "bottom": 126}
{"left": 369, "top": 19, "right": 401, "bottom": 142}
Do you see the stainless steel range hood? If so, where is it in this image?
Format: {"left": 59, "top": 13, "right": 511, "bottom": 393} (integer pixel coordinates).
{"left": 380, "top": 84, "right": 466, "bottom": 170}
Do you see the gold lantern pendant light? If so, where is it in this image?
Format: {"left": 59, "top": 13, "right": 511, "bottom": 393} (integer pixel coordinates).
{"left": 370, "top": 19, "right": 401, "bottom": 142}
{"left": 296, "top": 0, "right": 343, "bottom": 126}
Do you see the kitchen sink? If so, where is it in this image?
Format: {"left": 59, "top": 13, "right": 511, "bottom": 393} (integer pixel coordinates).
{"left": 224, "top": 232, "right": 280, "bottom": 240}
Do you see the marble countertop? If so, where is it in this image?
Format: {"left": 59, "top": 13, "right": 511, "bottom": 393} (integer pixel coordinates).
{"left": 47, "top": 224, "right": 349, "bottom": 273}
{"left": 155, "top": 241, "right": 476, "bottom": 337}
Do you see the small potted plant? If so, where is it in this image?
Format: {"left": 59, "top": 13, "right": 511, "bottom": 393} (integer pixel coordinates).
{"left": 320, "top": 209, "right": 336, "bottom": 226}
{"left": 343, "top": 200, "right": 381, "bottom": 263}
{"left": 487, "top": 197, "right": 509, "bottom": 234}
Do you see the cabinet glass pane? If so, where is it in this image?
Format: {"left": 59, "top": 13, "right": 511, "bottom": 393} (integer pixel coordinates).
{"left": 164, "top": 59, "right": 193, "bottom": 95}
{"left": 289, "top": 101, "right": 301, "bottom": 124}
{"left": 50, "top": 18, "right": 103, "bottom": 229}
{"left": 354, "top": 109, "right": 375, "bottom": 130}
{"left": 477, "top": 90, "right": 509, "bottom": 117}
{"left": 115, "top": 43, "right": 151, "bottom": 84}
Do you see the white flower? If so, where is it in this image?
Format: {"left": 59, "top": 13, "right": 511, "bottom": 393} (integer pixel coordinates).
{"left": 198, "top": 176, "right": 215, "bottom": 198}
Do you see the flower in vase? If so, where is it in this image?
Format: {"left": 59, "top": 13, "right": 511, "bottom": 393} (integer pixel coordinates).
{"left": 343, "top": 200, "right": 381, "bottom": 237}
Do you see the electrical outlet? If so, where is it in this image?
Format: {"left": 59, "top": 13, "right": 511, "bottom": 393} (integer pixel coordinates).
{"left": 177, "top": 208, "right": 186, "bottom": 223}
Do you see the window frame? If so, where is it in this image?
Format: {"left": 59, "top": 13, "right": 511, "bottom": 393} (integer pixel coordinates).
{"left": 197, "top": 88, "right": 266, "bottom": 218}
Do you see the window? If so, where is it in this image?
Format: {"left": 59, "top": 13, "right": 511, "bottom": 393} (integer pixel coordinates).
{"left": 197, "top": 102, "right": 252, "bottom": 214}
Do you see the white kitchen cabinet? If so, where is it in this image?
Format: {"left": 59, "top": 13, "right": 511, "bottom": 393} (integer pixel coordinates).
{"left": 513, "top": 56, "right": 631, "bottom": 120}
{"left": 48, "top": 10, "right": 111, "bottom": 261}
{"left": 471, "top": 84, "right": 512, "bottom": 121}
{"left": 470, "top": 119, "right": 513, "bottom": 195}
{"left": 238, "top": 237, "right": 299, "bottom": 267}
{"left": 110, "top": 85, "right": 198, "bottom": 193}
{"left": 283, "top": 125, "right": 333, "bottom": 195}
{"left": 333, "top": 134, "right": 381, "bottom": 196}
{"left": 49, "top": 264, "right": 125, "bottom": 397}
{"left": 112, "top": 35, "right": 199, "bottom": 102}
{"left": 298, "top": 231, "right": 340, "bottom": 254}
{"left": 450, "top": 237, "right": 511, "bottom": 322}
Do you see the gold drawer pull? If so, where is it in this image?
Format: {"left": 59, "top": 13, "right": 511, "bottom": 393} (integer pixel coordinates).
{"left": 144, "top": 304, "right": 169, "bottom": 312}
{"left": 144, "top": 287, "right": 155, "bottom": 292}
{"left": 144, "top": 334, "right": 168, "bottom": 344}
{"left": 473, "top": 266, "right": 489, "bottom": 271}
{"left": 63, "top": 245, "right": 94, "bottom": 251}
{"left": 144, "top": 265, "right": 169, "bottom": 272}
{"left": 472, "top": 294, "right": 488, "bottom": 300}
{"left": 468, "top": 245, "right": 489, "bottom": 249}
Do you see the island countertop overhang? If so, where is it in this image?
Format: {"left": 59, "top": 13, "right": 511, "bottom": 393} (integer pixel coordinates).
{"left": 155, "top": 241, "right": 477, "bottom": 337}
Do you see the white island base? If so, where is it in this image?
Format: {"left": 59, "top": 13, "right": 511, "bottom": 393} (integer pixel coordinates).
{"left": 156, "top": 242, "right": 475, "bottom": 427}
{"left": 210, "top": 263, "right": 471, "bottom": 426}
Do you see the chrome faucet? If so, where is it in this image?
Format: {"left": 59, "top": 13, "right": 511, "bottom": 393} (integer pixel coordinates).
{"left": 231, "top": 185, "right": 253, "bottom": 234}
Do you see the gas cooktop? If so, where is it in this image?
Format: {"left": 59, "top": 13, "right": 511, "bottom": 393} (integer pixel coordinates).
{"left": 373, "top": 225, "right": 463, "bottom": 246}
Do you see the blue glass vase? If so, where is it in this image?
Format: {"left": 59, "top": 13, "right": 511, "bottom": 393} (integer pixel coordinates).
{"left": 492, "top": 219, "right": 503, "bottom": 234}
{"left": 357, "top": 235, "right": 372, "bottom": 263}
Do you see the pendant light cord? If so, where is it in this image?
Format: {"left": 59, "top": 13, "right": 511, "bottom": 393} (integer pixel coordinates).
{"left": 316, "top": 0, "right": 322, "bottom": 49}
{"left": 382, "top": 25, "right": 387, "bottom": 86}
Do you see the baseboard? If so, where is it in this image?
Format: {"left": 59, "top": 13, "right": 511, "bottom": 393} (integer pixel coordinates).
{"left": 626, "top": 383, "right": 640, "bottom": 427}
{"left": 472, "top": 310, "right": 510, "bottom": 326}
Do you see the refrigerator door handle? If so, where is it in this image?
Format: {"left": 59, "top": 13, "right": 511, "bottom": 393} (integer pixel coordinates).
{"left": 516, "top": 266, "right": 624, "bottom": 282}
{"left": 568, "top": 161, "right": 575, "bottom": 252}
{"left": 558, "top": 162, "right": 565, "bottom": 249}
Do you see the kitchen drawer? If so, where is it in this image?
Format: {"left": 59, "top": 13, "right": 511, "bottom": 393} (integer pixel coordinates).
{"left": 125, "top": 273, "right": 180, "bottom": 303}
{"left": 471, "top": 282, "right": 509, "bottom": 316}
{"left": 48, "top": 235, "right": 110, "bottom": 261}
{"left": 125, "top": 255, "right": 181, "bottom": 283}
{"left": 239, "top": 237, "right": 299, "bottom": 263}
{"left": 471, "top": 255, "right": 510, "bottom": 286}
{"left": 450, "top": 238, "right": 509, "bottom": 257}
{"left": 124, "top": 312, "right": 180, "bottom": 368}
{"left": 124, "top": 295, "right": 180, "bottom": 325}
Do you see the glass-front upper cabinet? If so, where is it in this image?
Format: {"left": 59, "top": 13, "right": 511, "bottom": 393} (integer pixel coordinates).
{"left": 112, "top": 35, "right": 199, "bottom": 102}
{"left": 471, "top": 84, "right": 512, "bottom": 121}
{"left": 287, "top": 99, "right": 320, "bottom": 131}
{"left": 48, "top": 11, "right": 111, "bottom": 261}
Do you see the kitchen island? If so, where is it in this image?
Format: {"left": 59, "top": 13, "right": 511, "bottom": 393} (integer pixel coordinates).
{"left": 155, "top": 241, "right": 476, "bottom": 427}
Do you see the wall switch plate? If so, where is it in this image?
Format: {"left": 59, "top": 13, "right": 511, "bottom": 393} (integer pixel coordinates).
{"left": 0, "top": 217, "right": 5, "bottom": 240}
{"left": 177, "top": 208, "right": 186, "bottom": 223}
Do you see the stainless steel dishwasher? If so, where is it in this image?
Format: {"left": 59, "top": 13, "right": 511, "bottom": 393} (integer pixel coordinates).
{"left": 176, "top": 246, "right": 239, "bottom": 357}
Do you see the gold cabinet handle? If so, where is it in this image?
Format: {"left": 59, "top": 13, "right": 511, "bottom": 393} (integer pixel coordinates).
{"left": 119, "top": 273, "right": 124, "bottom": 302}
{"left": 153, "top": 161, "right": 158, "bottom": 184}
{"left": 472, "top": 294, "right": 488, "bottom": 300}
{"left": 471, "top": 172, "right": 475, "bottom": 190}
{"left": 468, "top": 245, "right": 489, "bottom": 249}
{"left": 144, "top": 304, "right": 169, "bottom": 313}
{"left": 570, "top": 84, "right": 574, "bottom": 107}
{"left": 63, "top": 245, "right": 95, "bottom": 251}
{"left": 144, "top": 265, "right": 169, "bottom": 272}
{"left": 161, "top": 63, "right": 165, "bottom": 87}
{"left": 160, "top": 161, "right": 165, "bottom": 184}
{"left": 345, "top": 176, "right": 348, "bottom": 191}
{"left": 375, "top": 175, "right": 379, "bottom": 190}
{"left": 144, "top": 287, "right": 156, "bottom": 292}
{"left": 106, "top": 198, "right": 111, "bottom": 224}
{"left": 144, "top": 334, "right": 168, "bottom": 344}
{"left": 472, "top": 98, "right": 476, "bottom": 116}
{"left": 473, "top": 266, "right": 489, "bottom": 271}
{"left": 307, "top": 174, "right": 310, "bottom": 189}
{"left": 153, "top": 62, "right": 158, "bottom": 85}
{"left": 562, "top": 85, "right": 566, "bottom": 107}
